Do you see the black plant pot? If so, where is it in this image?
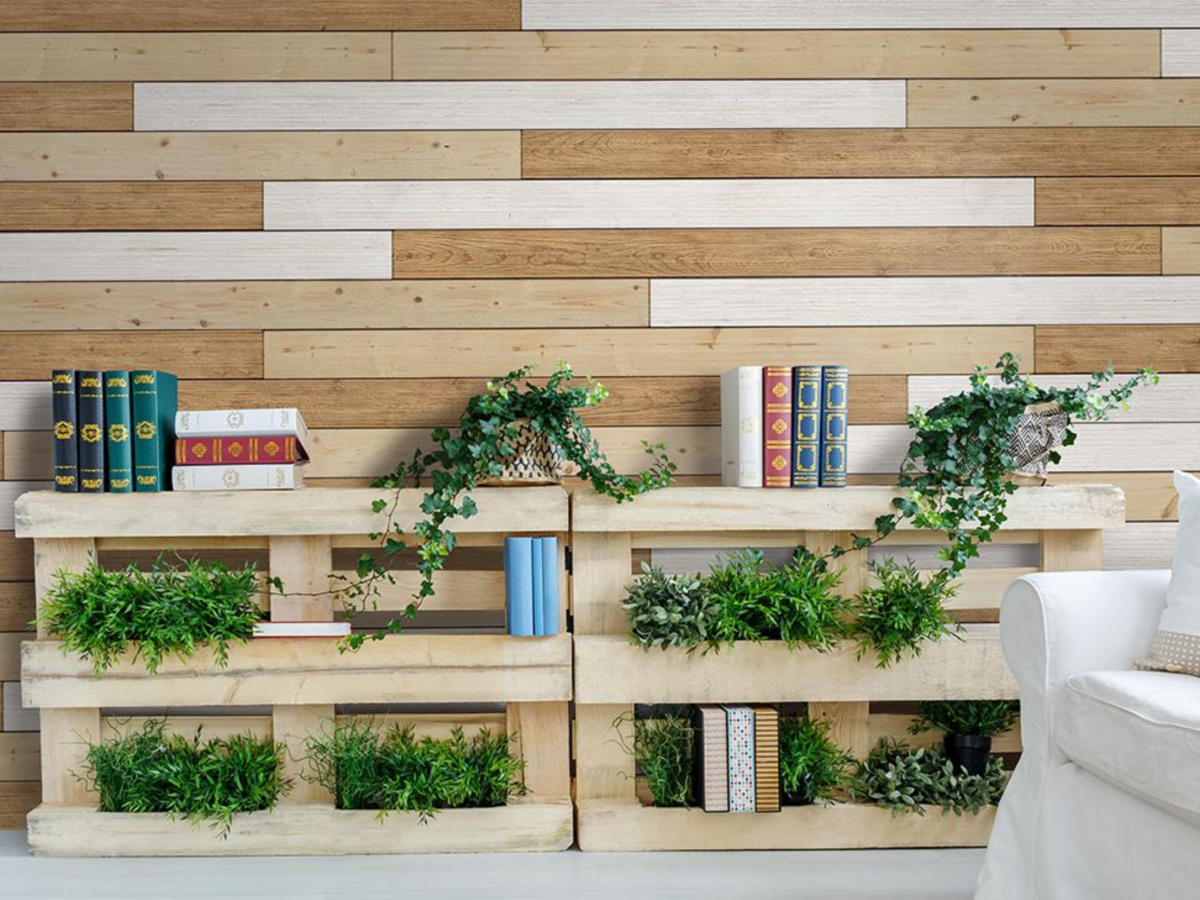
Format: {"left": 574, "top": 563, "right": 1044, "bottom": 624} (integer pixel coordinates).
{"left": 781, "top": 790, "right": 813, "bottom": 807}
{"left": 945, "top": 734, "right": 992, "bottom": 776}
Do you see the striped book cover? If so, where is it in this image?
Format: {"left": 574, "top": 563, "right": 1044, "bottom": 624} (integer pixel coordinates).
{"left": 693, "top": 706, "right": 729, "bottom": 813}
{"left": 792, "top": 365, "right": 823, "bottom": 489}
{"left": 821, "top": 365, "right": 849, "bottom": 488}
{"left": 751, "top": 706, "right": 781, "bottom": 813}
{"left": 762, "top": 366, "right": 793, "bottom": 488}
{"left": 725, "top": 705, "right": 756, "bottom": 812}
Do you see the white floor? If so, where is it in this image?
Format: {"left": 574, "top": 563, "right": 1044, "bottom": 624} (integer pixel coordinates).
{"left": 0, "top": 831, "right": 982, "bottom": 899}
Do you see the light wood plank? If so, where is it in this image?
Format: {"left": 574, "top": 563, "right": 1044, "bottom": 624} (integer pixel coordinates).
{"left": 869, "top": 713, "right": 1021, "bottom": 754}
{"left": 273, "top": 704, "right": 334, "bottom": 804}
{"left": 0, "top": 183, "right": 261, "bottom": 231}
{"left": 0, "top": 383, "right": 47, "bottom": 430}
{"left": 1036, "top": 325, "right": 1200, "bottom": 373}
{"left": 807, "top": 701, "right": 871, "bottom": 759}
{"left": 1, "top": 483, "right": 48, "bottom": 531}
{"left": 33, "top": 537, "right": 94, "bottom": 638}
{"left": 1104, "top": 522, "right": 1175, "bottom": 570}
{"left": 571, "top": 532, "right": 633, "bottom": 636}
{"left": 391, "top": 228, "right": 1160, "bottom": 278}
{"left": 652, "top": 276, "right": 1200, "bottom": 327}
{"left": 910, "top": 79, "right": 1200, "bottom": 127}
{"left": 0, "top": 83, "right": 130, "bottom": 131}
{"left": 334, "top": 570, "right": 505, "bottom": 613}
{"left": 265, "top": 326, "right": 1033, "bottom": 379}
{"left": 39, "top": 708, "right": 99, "bottom": 805}
{"left": 1164, "top": 30, "right": 1200, "bottom": 77}
{"left": 523, "top": 128, "right": 1200, "bottom": 179}
{"left": 1040, "top": 472, "right": 1192, "bottom": 523}
{"left": 574, "top": 704, "right": 635, "bottom": 801}
{"left": 0, "top": 33, "right": 389, "bottom": 81}
{"left": 1037, "top": 177, "right": 1200, "bottom": 225}
{"left": 397, "top": 30, "right": 1158, "bottom": 80}
{"left": 0, "top": 1, "right": 520, "bottom": 31}
{"left": 0, "top": 732, "right": 40, "bottom": 781}
{"left": 268, "top": 535, "right": 333, "bottom": 623}
{"left": 3, "top": 682, "right": 39, "bottom": 732}
{"left": 0, "top": 331, "right": 261, "bottom": 379}
{"left": 0, "top": 232, "right": 391, "bottom": 281}
{"left": 133, "top": 82, "right": 906, "bottom": 131}
{"left": 1164, "top": 226, "right": 1200, "bottom": 274}
{"left": 507, "top": 702, "right": 571, "bottom": 800}
{"left": 99, "top": 713, "right": 508, "bottom": 743}
{"left": 266, "top": 179, "right": 1032, "bottom": 230}
{"left": 1042, "top": 530, "right": 1104, "bottom": 571}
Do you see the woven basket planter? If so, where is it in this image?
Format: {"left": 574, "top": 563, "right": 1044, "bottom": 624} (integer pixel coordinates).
{"left": 1007, "top": 401, "right": 1070, "bottom": 477}
{"left": 479, "top": 419, "right": 566, "bottom": 486}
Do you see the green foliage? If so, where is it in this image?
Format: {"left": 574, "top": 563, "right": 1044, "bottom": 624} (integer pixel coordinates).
{"left": 302, "top": 719, "right": 525, "bottom": 820}
{"left": 83, "top": 720, "right": 289, "bottom": 836}
{"left": 37, "top": 556, "right": 262, "bottom": 674}
{"left": 853, "top": 558, "right": 963, "bottom": 668}
{"left": 849, "top": 739, "right": 1008, "bottom": 818}
{"left": 615, "top": 711, "right": 694, "bottom": 808}
{"left": 910, "top": 700, "right": 1019, "bottom": 739}
{"left": 623, "top": 563, "right": 716, "bottom": 651}
{"left": 778, "top": 714, "right": 855, "bottom": 805}
{"left": 339, "top": 361, "right": 676, "bottom": 649}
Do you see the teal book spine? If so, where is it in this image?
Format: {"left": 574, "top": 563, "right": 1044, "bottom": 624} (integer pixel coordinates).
{"left": 504, "top": 537, "right": 534, "bottom": 637}
{"left": 540, "top": 537, "right": 559, "bottom": 636}
{"left": 531, "top": 538, "right": 545, "bottom": 636}
{"left": 104, "top": 371, "right": 133, "bottom": 492}
{"left": 131, "top": 370, "right": 178, "bottom": 493}
{"left": 820, "top": 366, "right": 848, "bottom": 488}
{"left": 51, "top": 369, "right": 78, "bottom": 492}
{"left": 76, "top": 371, "right": 106, "bottom": 493}
{"left": 791, "top": 365, "right": 823, "bottom": 489}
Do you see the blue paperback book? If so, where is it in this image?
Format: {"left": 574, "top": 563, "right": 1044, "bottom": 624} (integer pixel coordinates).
{"left": 504, "top": 537, "right": 535, "bottom": 636}
{"left": 540, "top": 537, "right": 559, "bottom": 636}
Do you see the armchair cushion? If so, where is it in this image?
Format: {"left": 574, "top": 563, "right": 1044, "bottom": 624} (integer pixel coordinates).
{"left": 1137, "top": 471, "right": 1200, "bottom": 677}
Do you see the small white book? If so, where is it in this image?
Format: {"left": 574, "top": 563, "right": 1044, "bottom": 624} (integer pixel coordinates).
{"left": 175, "top": 408, "right": 309, "bottom": 444}
{"left": 253, "top": 622, "right": 350, "bottom": 638}
{"left": 720, "top": 367, "right": 763, "bottom": 488}
{"left": 172, "top": 464, "right": 304, "bottom": 491}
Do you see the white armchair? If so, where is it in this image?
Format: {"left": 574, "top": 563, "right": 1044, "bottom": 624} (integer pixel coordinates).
{"left": 977, "top": 570, "right": 1200, "bottom": 900}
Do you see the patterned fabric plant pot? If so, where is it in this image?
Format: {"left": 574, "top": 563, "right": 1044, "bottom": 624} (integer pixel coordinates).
{"left": 480, "top": 418, "right": 566, "bottom": 485}
{"left": 1007, "top": 401, "right": 1070, "bottom": 477}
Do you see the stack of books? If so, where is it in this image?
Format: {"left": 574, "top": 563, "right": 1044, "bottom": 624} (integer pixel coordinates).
{"left": 51, "top": 369, "right": 178, "bottom": 493}
{"left": 172, "top": 408, "right": 309, "bottom": 491}
{"left": 504, "top": 536, "right": 560, "bottom": 636}
{"left": 694, "top": 705, "right": 780, "bottom": 813}
{"left": 720, "top": 365, "right": 849, "bottom": 489}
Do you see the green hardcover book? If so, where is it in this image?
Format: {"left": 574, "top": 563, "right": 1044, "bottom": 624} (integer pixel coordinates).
{"left": 76, "top": 371, "right": 106, "bottom": 493}
{"left": 104, "top": 371, "right": 133, "bottom": 493}
{"left": 131, "top": 370, "right": 178, "bottom": 493}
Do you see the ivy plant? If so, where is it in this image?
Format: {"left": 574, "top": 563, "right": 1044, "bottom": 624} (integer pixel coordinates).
{"left": 852, "top": 558, "right": 963, "bottom": 668}
{"left": 848, "top": 739, "right": 1008, "bottom": 818}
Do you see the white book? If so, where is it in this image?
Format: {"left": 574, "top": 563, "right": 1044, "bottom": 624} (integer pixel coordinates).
{"left": 720, "top": 367, "right": 763, "bottom": 487}
{"left": 253, "top": 622, "right": 350, "bottom": 638}
{"left": 172, "top": 464, "right": 304, "bottom": 491}
{"left": 175, "top": 407, "right": 309, "bottom": 444}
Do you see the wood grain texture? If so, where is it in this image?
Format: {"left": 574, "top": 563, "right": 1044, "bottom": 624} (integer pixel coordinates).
{"left": 0, "top": 183, "right": 261, "bottom": 231}
{"left": 0, "top": 733, "right": 39, "bottom": 782}
{"left": 0, "top": 279, "right": 645, "bottom": 330}
{"left": 1164, "top": 227, "right": 1200, "bottom": 273}
{"left": 0, "top": 331, "right": 261, "bottom": 379}
{"left": 1164, "top": 30, "right": 1200, "bottom": 77}
{"left": 1104, "top": 522, "right": 1176, "bottom": 570}
{"left": 0, "top": 532, "right": 33, "bottom": 582}
{"left": 523, "top": 128, "right": 1200, "bottom": 178}
{"left": 1037, "top": 177, "right": 1200, "bottom": 225}
{"left": 133, "top": 81, "right": 906, "bottom": 131}
{"left": 0, "top": 32, "right": 390, "bottom": 81}
{"left": 264, "top": 326, "right": 1032, "bottom": 378}
{"left": 392, "top": 228, "right": 1160, "bottom": 278}
{"left": 910, "top": 79, "right": 1200, "bottom": 127}
{"left": 0, "top": 582, "right": 34, "bottom": 632}
{"left": 266, "top": 179, "right": 1032, "bottom": 230}
{"left": 0, "top": 83, "right": 130, "bottom": 131}
{"left": 0, "top": 1, "right": 520, "bottom": 31}
{"left": 651, "top": 276, "right": 1200, "bottom": 326}
{"left": 0, "top": 782, "right": 39, "bottom": 829}
{"left": 0, "top": 232, "right": 391, "bottom": 281}
{"left": 0, "top": 131, "right": 521, "bottom": 181}
{"left": 394, "top": 29, "right": 1158, "bottom": 80}
{"left": 1036, "top": 325, "right": 1200, "bottom": 373}
{"left": 1040, "top": 472, "right": 1191, "bottom": 522}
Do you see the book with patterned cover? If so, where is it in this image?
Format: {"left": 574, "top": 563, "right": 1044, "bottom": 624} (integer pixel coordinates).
{"left": 104, "top": 371, "right": 133, "bottom": 492}
{"left": 132, "top": 370, "right": 178, "bottom": 492}
{"left": 720, "top": 367, "right": 763, "bottom": 487}
{"left": 175, "top": 436, "right": 308, "bottom": 466}
{"left": 762, "top": 367, "right": 793, "bottom": 488}
{"left": 792, "top": 365, "right": 823, "bottom": 489}
{"left": 51, "top": 370, "right": 78, "bottom": 492}
{"left": 172, "top": 463, "right": 303, "bottom": 491}
{"left": 693, "top": 706, "right": 729, "bottom": 813}
{"left": 725, "top": 705, "right": 756, "bottom": 812}
{"left": 175, "top": 407, "right": 308, "bottom": 444}
{"left": 76, "top": 371, "right": 106, "bottom": 493}
{"left": 820, "top": 365, "right": 849, "bottom": 488}
{"left": 751, "top": 706, "right": 780, "bottom": 813}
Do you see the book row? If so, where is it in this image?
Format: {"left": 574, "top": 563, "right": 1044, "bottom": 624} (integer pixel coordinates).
{"left": 504, "top": 536, "right": 561, "bottom": 637}
{"left": 720, "top": 365, "right": 849, "bottom": 489}
{"left": 694, "top": 705, "right": 780, "bottom": 814}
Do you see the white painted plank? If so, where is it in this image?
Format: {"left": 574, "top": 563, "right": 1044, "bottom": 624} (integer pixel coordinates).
{"left": 0, "top": 233, "right": 391, "bottom": 282}
{"left": 264, "top": 179, "right": 1032, "bottom": 230}
{"left": 650, "top": 276, "right": 1200, "bottom": 327}
{"left": 1164, "top": 31, "right": 1200, "bottom": 77}
{"left": 0, "top": 483, "right": 45, "bottom": 531}
{"left": 524, "top": 1, "right": 1200, "bottom": 29}
{"left": 0, "top": 383, "right": 50, "bottom": 431}
{"left": 909, "top": 374, "right": 1200, "bottom": 423}
{"left": 134, "top": 81, "right": 906, "bottom": 131}
{"left": 2, "top": 682, "right": 39, "bottom": 732}
{"left": 1105, "top": 522, "right": 1176, "bottom": 570}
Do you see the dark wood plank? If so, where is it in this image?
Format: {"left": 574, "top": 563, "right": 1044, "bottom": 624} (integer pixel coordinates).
{"left": 1037, "top": 177, "right": 1200, "bottom": 225}
{"left": 0, "top": 83, "right": 131, "bottom": 131}
{"left": 0, "top": 782, "right": 39, "bottom": 829}
{"left": 0, "top": 331, "right": 262, "bottom": 379}
{"left": 1037, "top": 325, "right": 1200, "bottom": 373}
{"left": 0, "top": 183, "right": 262, "bottom": 231}
{"left": 522, "top": 129, "right": 1200, "bottom": 179}
{"left": 0, "top": 583, "right": 33, "bottom": 632}
{"left": 0, "top": 533, "right": 32, "bottom": 583}
{"left": 392, "top": 228, "right": 1160, "bottom": 278}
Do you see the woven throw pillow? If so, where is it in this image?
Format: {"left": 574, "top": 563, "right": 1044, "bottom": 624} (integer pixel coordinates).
{"left": 1137, "top": 471, "right": 1200, "bottom": 677}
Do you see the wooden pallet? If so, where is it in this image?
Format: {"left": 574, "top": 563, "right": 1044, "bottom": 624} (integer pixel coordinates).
{"left": 571, "top": 484, "right": 1123, "bottom": 851}
{"left": 16, "top": 486, "right": 573, "bottom": 857}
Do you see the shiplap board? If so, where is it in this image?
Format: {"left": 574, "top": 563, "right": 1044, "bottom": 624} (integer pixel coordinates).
{"left": 0, "top": 384, "right": 49, "bottom": 431}
{"left": 0, "top": 83, "right": 131, "bottom": 131}
{"left": 0, "top": 232, "right": 391, "bottom": 281}
{"left": 0, "top": 279, "right": 646, "bottom": 330}
{"left": 2, "top": 683, "right": 37, "bottom": 732}
{"left": 0, "top": 331, "right": 261, "bottom": 380}
{"left": 909, "top": 374, "right": 1200, "bottom": 423}
{"left": 1036, "top": 177, "right": 1200, "bottom": 225}
{"left": 133, "top": 81, "right": 907, "bottom": 131}
{"left": 1164, "top": 227, "right": 1200, "bottom": 274}
{"left": 0, "top": 183, "right": 263, "bottom": 231}
{"left": 0, "top": 33, "right": 390, "bottom": 81}
{"left": 264, "top": 326, "right": 1032, "bottom": 379}
{"left": 653, "top": 544, "right": 1037, "bottom": 576}
{"left": 1035, "top": 324, "right": 1200, "bottom": 374}
{"left": 1164, "top": 31, "right": 1200, "bottom": 77}
{"left": 1104, "top": 523, "right": 1176, "bottom": 570}
{"left": 264, "top": 179, "right": 1032, "bottom": 230}
{"left": 522, "top": 1, "right": 1200, "bottom": 28}
{"left": 0, "top": 132, "right": 521, "bottom": 181}
{"left": 394, "top": 30, "right": 1159, "bottom": 80}
{"left": 650, "top": 276, "right": 1200, "bottom": 326}
{"left": 909, "top": 79, "right": 1200, "bottom": 127}
{"left": 0, "top": 484, "right": 44, "bottom": 531}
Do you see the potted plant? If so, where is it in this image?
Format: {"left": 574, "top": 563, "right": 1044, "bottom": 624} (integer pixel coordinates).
{"left": 852, "top": 558, "right": 962, "bottom": 668}
{"left": 849, "top": 738, "right": 1009, "bottom": 817}
{"left": 778, "top": 713, "right": 855, "bottom": 806}
{"left": 623, "top": 563, "right": 716, "bottom": 652}
{"left": 910, "top": 700, "right": 1019, "bottom": 777}
{"left": 613, "top": 710, "right": 695, "bottom": 807}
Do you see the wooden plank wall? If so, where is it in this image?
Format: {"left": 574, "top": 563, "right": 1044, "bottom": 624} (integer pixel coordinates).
{"left": 0, "top": 1, "right": 1197, "bottom": 825}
